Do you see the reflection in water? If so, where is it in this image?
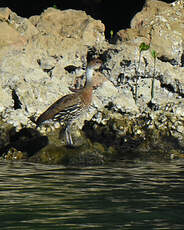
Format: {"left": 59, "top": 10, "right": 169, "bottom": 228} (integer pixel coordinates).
{"left": 0, "top": 160, "right": 184, "bottom": 229}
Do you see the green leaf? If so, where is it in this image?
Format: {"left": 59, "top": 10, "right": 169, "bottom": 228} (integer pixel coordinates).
{"left": 139, "top": 42, "right": 150, "bottom": 52}
{"left": 151, "top": 50, "right": 157, "bottom": 59}
{"left": 110, "top": 30, "right": 114, "bottom": 38}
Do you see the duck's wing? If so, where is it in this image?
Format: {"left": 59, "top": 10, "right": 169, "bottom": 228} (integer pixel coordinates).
{"left": 36, "top": 92, "right": 82, "bottom": 125}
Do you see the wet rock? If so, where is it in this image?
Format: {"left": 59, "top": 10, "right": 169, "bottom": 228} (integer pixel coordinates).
{"left": 9, "top": 128, "right": 48, "bottom": 156}
{"left": 29, "top": 141, "right": 105, "bottom": 166}
{"left": 66, "top": 150, "right": 105, "bottom": 166}
{"left": 0, "top": 121, "right": 13, "bottom": 155}
{"left": 3, "top": 147, "right": 24, "bottom": 161}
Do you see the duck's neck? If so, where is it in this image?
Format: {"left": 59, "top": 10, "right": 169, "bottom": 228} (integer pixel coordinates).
{"left": 85, "top": 66, "right": 94, "bottom": 88}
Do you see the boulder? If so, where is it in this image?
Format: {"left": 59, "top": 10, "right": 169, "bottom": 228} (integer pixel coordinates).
{"left": 0, "top": 2, "right": 184, "bottom": 164}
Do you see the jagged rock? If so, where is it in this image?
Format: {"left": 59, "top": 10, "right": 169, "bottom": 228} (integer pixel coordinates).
{"left": 3, "top": 147, "right": 24, "bottom": 161}
{"left": 0, "top": 22, "right": 26, "bottom": 48}
{"left": 0, "top": 7, "right": 11, "bottom": 20}
{"left": 29, "top": 8, "right": 105, "bottom": 46}
{"left": 119, "top": 0, "right": 184, "bottom": 64}
{"left": 0, "top": 7, "right": 106, "bottom": 131}
{"left": 0, "top": 2, "right": 184, "bottom": 164}
{"left": 28, "top": 138, "right": 106, "bottom": 166}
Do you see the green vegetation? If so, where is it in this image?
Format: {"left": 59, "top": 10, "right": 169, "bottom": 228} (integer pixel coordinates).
{"left": 52, "top": 4, "right": 57, "bottom": 9}
{"left": 135, "top": 43, "right": 158, "bottom": 104}
{"left": 135, "top": 42, "right": 150, "bottom": 103}
{"left": 151, "top": 49, "right": 157, "bottom": 101}
{"left": 110, "top": 30, "right": 114, "bottom": 39}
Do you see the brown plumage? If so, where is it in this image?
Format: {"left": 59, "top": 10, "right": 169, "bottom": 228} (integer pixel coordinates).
{"left": 36, "top": 88, "right": 92, "bottom": 126}
{"left": 35, "top": 58, "right": 102, "bottom": 145}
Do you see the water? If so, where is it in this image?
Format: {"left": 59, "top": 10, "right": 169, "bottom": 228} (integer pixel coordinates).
{"left": 0, "top": 159, "right": 184, "bottom": 230}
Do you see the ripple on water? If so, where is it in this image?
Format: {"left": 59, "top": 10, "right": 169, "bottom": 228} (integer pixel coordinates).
{"left": 0, "top": 160, "right": 184, "bottom": 229}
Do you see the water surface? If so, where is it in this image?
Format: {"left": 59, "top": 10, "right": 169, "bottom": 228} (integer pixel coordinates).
{"left": 0, "top": 159, "right": 184, "bottom": 229}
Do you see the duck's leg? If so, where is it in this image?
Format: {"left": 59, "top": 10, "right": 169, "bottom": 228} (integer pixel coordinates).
{"left": 65, "top": 125, "right": 73, "bottom": 146}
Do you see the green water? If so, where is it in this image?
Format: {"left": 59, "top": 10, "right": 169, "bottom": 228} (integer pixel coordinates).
{"left": 0, "top": 159, "right": 184, "bottom": 229}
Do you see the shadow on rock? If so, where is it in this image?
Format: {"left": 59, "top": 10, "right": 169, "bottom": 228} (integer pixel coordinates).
{"left": 9, "top": 128, "right": 48, "bottom": 156}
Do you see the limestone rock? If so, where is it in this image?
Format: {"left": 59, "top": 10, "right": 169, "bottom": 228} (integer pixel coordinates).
{"left": 29, "top": 8, "right": 105, "bottom": 47}
{"left": 0, "top": 22, "right": 26, "bottom": 48}
{"left": 119, "top": 0, "right": 184, "bottom": 63}
{"left": 0, "top": 7, "right": 11, "bottom": 20}
{"left": 0, "top": 3, "right": 184, "bottom": 163}
{"left": 0, "top": 8, "right": 106, "bottom": 132}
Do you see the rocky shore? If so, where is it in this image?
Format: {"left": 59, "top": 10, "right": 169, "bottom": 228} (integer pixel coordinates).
{"left": 0, "top": 0, "right": 184, "bottom": 165}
